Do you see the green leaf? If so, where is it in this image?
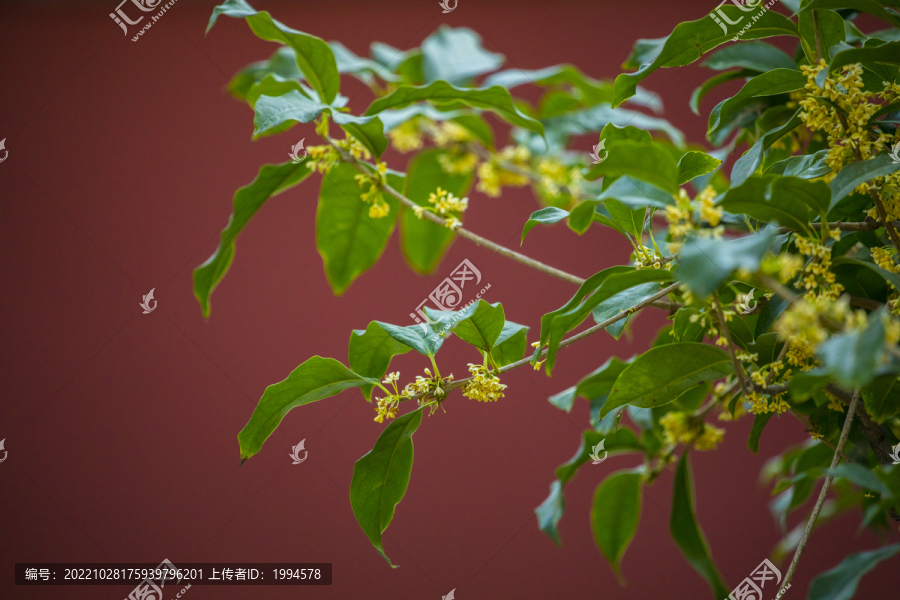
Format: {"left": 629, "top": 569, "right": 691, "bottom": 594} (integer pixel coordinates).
{"left": 612, "top": 6, "right": 798, "bottom": 107}
{"left": 365, "top": 81, "right": 544, "bottom": 136}
{"left": 825, "top": 463, "right": 894, "bottom": 497}
{"left": 799, "top": 8, "right": 846, "bottom": 64}
{"left": 817, "top": 41, "right": 900, "bottom": 88}
{"left": 453, "top": 300, "right": 505, "bottom": 351}
{"left": 541, "top": 104, "right": 685, "bottom": 148}
{"left": 801, "top": 0, "right": 900, "bottom": 28}
{"left": 748, "top": 412, "right": 774, "bottom": 454}
{"left": 593, "top": 282, "right": 660, "bottom": 339}
{"left": 829, "top": 153, "right": 900, "bottom": 209}
{"left": 208, "top": 0, "right": 340, "bottom": 103}
{"left": 194, "top": 161, "right": 312, "bottom": 318}
{"left": 832, "top": 256, "right": 900, "bottom": 290}
{"left": 599, "top": 123, "right": 653, "bottom": 146}
{"left": 718, "top": 176, "right": 813, "bottom": 231}
{"left": 731, "top": 110, "right": 803, "bottom": 186}
{"left": 557, "top": 429, "right": 643, "bottom": 486}
{"left": 228, "top": 46, "right": 304, "bottom": 102}
{"left": 375, "top": 321, "right": 444, "bottom": 357}
{"left": 493, "top": 322, "right": 529, "bottom": 367}
{"left": 521, "top": 207, "right": 570, "bottom": 244}
{"left": 401, "top": 149, "right": 472, "bottom": 273}
{"left": 677, "top": 151, "right": 723, "bottom": 185}
{"left": 674, "top": 307, "right": 707, "bottom": 342}
{"left": 535, "top": 480, "right": 565, "bottom": 545}
{"left": 708, "top": 69, "right": 807, "bottom": 138}
{"left": 591, "top": 470, "right": 643, "bottom": 578}
{"left": 349, "top": 323, "right": 412, "bottom": 401}
{"left": 576, "top": 357, "right": 634, "bottom": 405}
{"left": 315, "top": 163, "right": 401, "bottom": 294}
{"left": 808, "top": 544, "right": 900, "bottom": 600}
{"left": 421, "top": 26, "right": 504, "bottom": 84}
{"left": 350, "top": 408, "right": 424, "bottom": 567}
{"left": 238, "top": 356, "right": 373, "bottom": 461}
{"left": 691, "top": 69, "right": 754, "bottom": 116}
{"left": 766, "top": 149, "right": 832, "bottom": 179}
{"left": 701, "top": 41, "right": 797, "bottom": 72}
{"left": 599, "top": 343, "right": 733, "bottom": 421}
{"left": 330, "top": 41, "right": 397, "bottom": 82}
{"left": 604, "top": 199, "right": 647, "bottom": 239}
{"left": 670, "top": 452, "right": 729, "bottom": 600}
{"left": 584, "top": 141, "right": 680, "bottom": 193}
{"left": 817, "top": 310, "right": 886, "bottom": 389}
{"left": 676, "top": 227, "right": 777, "bottom": 299}
{"left": 597, "top": 175, "right": 675, "bottom": 209}
{"left": 862, "top": 372, "right": 900, "bottom": 424}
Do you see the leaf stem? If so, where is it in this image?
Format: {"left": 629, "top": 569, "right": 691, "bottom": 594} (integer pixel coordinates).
{"left": 712, "top": 292, "right": 751, "bottom": 397}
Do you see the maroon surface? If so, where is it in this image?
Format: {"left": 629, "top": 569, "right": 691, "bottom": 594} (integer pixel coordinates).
{"left": 1, "top": 1, "right": 897, "bottom": 598}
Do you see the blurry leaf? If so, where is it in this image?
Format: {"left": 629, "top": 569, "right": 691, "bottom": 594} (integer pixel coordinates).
{"left": 862, "top": 372, "right": 900, "bottom": 424}
{"left": 832, "top": 257, "right": 900, "bottom": 290}
{"left": 807, "top": 544, "right": 900, "bottom": 600}
{"left": 830, "top": 154, "right": 900, "bottom": 209}
{"left": 701, "top": 41, "right": 797, "bottom": 71}
{"left": 676, "top": 227, "right": 777, "bottom": 299}
{"left": 535, "top": 480, "right": 565, "bottom": 545}
{"left": 591, "top": 470, "right": 643, "bottom": 578}
{"left": 421, "top": 26, "right": 504, "bottom": 84}
{"left": 677, "top": 151, "right": 723, "bottom": 185}
{"left": 541, "top": 103, "right": 685, "bottom": 147}
{"left": 825, "top": 463, "right": 893, "bottom": 497}
{"left": 349, "top": 322, "right": 412, "bottom": 401}
{"left": 330, "top": 41, "right": 397, "bottom": 81}
{"left": 817, "top": 312, "right": 886, "bottom": 389}
{"left": 597, "top": 175, "right": 675, "bottom": 209}
{"left": 350, "top": 408, "right": 424, "bottom": 567}
{"left": 493, "top": 322, "right": 529, "bottom": 367}
{"left": 522, "top": 207, "right": 570, "bottom": 244}
{"left": 719, "top": 176, "right": 812, "bottom": 230}
{"left": 731, "top": 110, "right": 803, "bottom": 186}
{"left": 748, "top": 412, "right": 774, "bottom": 454}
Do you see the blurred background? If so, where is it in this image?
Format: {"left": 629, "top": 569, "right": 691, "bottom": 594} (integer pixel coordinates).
{"left": 1, "top": 0, "right": 897, "bottom": 598}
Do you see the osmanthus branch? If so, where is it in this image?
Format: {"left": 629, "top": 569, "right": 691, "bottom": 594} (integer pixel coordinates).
{"left": 465, "top": 143, "right": 580, "bottom": 199}
{"left": 713, "top": 291, "right": 751, "bottom": 396}
{"left": 323, "top": 136, "right": 587, "bottom": 286}
{"left": 774, "top": 219, "right": 883, "bottom": 234}
{"left": 777, "top": 391, "right": 860, "bottom": 597}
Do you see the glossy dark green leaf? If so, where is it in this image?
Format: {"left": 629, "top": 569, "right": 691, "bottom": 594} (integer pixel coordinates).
{"left": 807, "top": 544, "right": 900, "bottom": 600}
{"left": 731, "top": 110, "right": 803, "bottom": 186}
{"left": 604, "top": 199, "right": 647, "bottom": 239}
{"left": 708, "top": 69, "right": 806, "bottom": 137}
{"left": 677, "top": 151, "right": 723, "bottom": 185}
{"left": 453, "top": 300, "right": 505, "bottom": 351}
{"left": 799, "top": 8, "right": 846, "bottom": 64}
{"left": 833, "top": 257, "right": 900, "bottom": 290}
{"left": 670, "top": 452, "right": 729, "bottom": 599}
{"left": 401, "top": 149, "right": 471, "bottom": 273}
{"left": 584, "top": 141, "right": 680, "bottom": 193}
{"left": 535, "top": 480, "right": 565, "bottom": 545}
{"left": 816, "top": 41, "right": 900, "bottom": 88}
{"left": 194, "top": 161, "right": 312, "bottom": 318}
{"left": 421, "top": 26, "right": 504, "bottom": 84}
{"left": 690, "top": 69, "right": 754, "bottom": 116}
{"left": 829, "top": 154, "right": 900, "bottom": 208}
{"left": 375, "top": 321, "right": 444, "bottom": 357}
{"left": 208, "top": 0, "right": 340, "bottom": 103}
{"left": 676, "top": 227, "right": 777, "bottom": 298}
{"left": 350, "top": 408, "right": 424, "bottom": 567}
{"left": 748, "top": 412, "right": 774, "bottom": 454}
{"left": 316, "top": 164, "right": 401, "bottom": 294}
{"left": 701, "top": 41, "right": 797, "bottom": 72}
{"left": 719, "top": 176, "right": 811, "bottom": 231}
{"left": 521, "top": 207, "right": 570, "bottom": 244}
{"left": 613, "top": 6, "right": 798, "bottom": 107}
{"left": 238, "top": 356, "right": 374, "bottom": 461}
{"left": 365, "top": 81, "right": 543, "bottom": 135}
{"left": 349, "top": 322, "right": 413, "bottom": 401}
{"left": 591, "top": 470, "right": 643, "bottom": 578}
{"left": 593, "top": 282, "right": 660, "bottom": 339}
{"left": 802, "top": 0, "right": 900, "bottom": 27}
{"left": 597, "top": 175, "right": 675, "bottom": 209}
{"left": 674, "top": 307, "right": 707, "bottom": 342}
{"left": 766, "top": 149, "right": 832, "bottom": 179}
{"left": 493, "top": 322, "right": 529, "bottom": 367}
{"left": 817, "top": 311, "right": 886, "bottom": 389}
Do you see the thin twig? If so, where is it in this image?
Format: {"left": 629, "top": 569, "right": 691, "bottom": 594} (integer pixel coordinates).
{"left": 713, "top": 292, "right": 751, "bottom": 395}
{"left": 777, "top": 391, "right": 860, "bottom": 595}
{"left": 870, "top": 187, "right": 900, "bottom": 255}
{"left": 774, "top": 219, "right": 882, "bottom": 234}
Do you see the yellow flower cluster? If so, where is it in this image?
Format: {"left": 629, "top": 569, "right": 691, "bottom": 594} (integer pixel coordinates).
{"left": 761, "top": 252, "right": 804, "bottom": 283}
{"left": 476, "top": 146, "right": 532, "bottom": 197}
{"left": 825, "top": 390, "right": 846, "bottom": 412}
{"left": 438, "top": 152, "right": 479, "bottom": 175}
{"left": 412, "top": 187, "right": 468, "bottom": 230}
{"left": 794, "top": 233, "right": 844, "bottom": 300}
{"left": 659, "top": 412, "right": 725, "bottom": 451}
{"left": 387, "top": 118, "right": 425, "bottom": 153}
{"left": 872, "top": 247, "right": 900, "bottom": 316}
{"left": 664, "top": 187, "right": 722, "bottom": 254}
{"left": 747, "top": 391, "right": 790, "bottom": 415}
{"left": 462, "top": 364, "right": 507, "bottom": 402}
{"left": 429, "top": 121, "right": 474, "bottom": 147}
{"left": 534, "top": 158, "right": 584, "bottom": 201}
{"left": 633, "top": 244, "right": 671, "bottom": 271}
{"left": 354, "top": 162, "right": 391, "bottom": 219}
{"left": 306, "top": 133, "right": 371, "bottom": 174}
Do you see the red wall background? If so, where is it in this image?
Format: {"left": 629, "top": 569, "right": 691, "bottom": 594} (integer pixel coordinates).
{"left": 1, "top": 1, "right": 897, "bottom": 598}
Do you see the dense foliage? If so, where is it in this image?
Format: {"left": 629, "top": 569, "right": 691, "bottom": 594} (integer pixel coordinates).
{"left": 196, "top": 0, "right": 900, "bottom": 595}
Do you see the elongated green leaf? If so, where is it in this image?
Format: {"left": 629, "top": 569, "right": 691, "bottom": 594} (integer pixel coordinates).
{"left": 801, "top": 0, "right": 900, "bottom": 27}
{"left": 766, "top": 149, "right": 832, "bottom": 179}
{"left": 365, "top": 81, "right": 543, "bottom": 135}
{"left": 591, "top": 470, "right": 642, "bottom": 578}
{"left": 535, "top": 480, "right": 566, "bottom": 545}
{"left": 701, "top": 41, "right": 797, "bottom": 72}
{"left": 833, "top": 257, "right": 900, "bottom": 290}
{"left": 708, "top": 69, "right": 807, "bottom": 137}
{"left": 557, "top": 429, "right": 642, "bottom": 487}
{"left": 862, "top": 372, "right": 900, "bottom": 424}
{"left": 194, "top": 161, "right": 312, "bottom": 318}
{"left": 718, "top": 176, "right": 812, "bottom": 231}
{"left": 593, "top": 282, "right": 660, "bottom": 339}
{"left": 748, "top": 412, "right": 774, "bottom": 454}
{"left": 599, "top": 343, "right": 733, "bottom": 420}
{"left": 584, "top": 141, "right": 680, "bottom": 193}
{"left": 228, "top": 46, "right": 304, "bottom": 102}
{"left": 676, "top": 227, "right": 777, "bottom": 298}
{"left": 604, "top": 199, "right": 646, "bottom": 239}
{"left": 597, "top": 175, "right": 675, "bottom": 209}
{"left": 349, "top": 322, "right": 412, "bottom": 401}
{"left": 350, "top": 408, "right": 424, "bottom": 567}
{"left": 401, "top": 149, "right": 471, "bottom": 273}
{"left": 677, "top": 151, "right": 722, "bottom": 185}
{"left": 522, "top": 207, "right": 570, "bottom": 244}
{"left": 825, "top": 463, "right": 894, "bottom": 497}
{"left": 421, "top": 26, "right": 504, "bottom": 84}
{"left": 549, "top": 357, "right": 634, "bottom": 413}
{"left": 731, "top": 110, "right": 803, "bottom": 186}
{"left": 208, "top": 0, "right": 340, "bottom": 103}
{"left": 830, "top": 153, "right": 900, "bottom": 208}
{"left": 691, "top": 69, "right": 754, "bottom": 115}
{"left": 238, "top": 356, "right": 374, "bottom": 461}
{"left": 330, "top": 41, "right": 398, "bottom": 82}
{"left": 453, "top": 300, "right": 505, "bottom": 351}
{"left": 613, "top": 6, "right": 798, "bottom": 107}
{"left": 375, "top": 321, "right": 444, "bottom": 357}
{"left": 316, "top": 164, "right": 401, "bottom": 295}
{"left": 542, "top": 103, "right": 685, "bottom": 147}
{"left": 817, "top": 310, "right": 886, "bottom": 389}
{"left": 808, "top": 544, "right": 900, "bottom": 600}
{"left": 670, "top": 452, "right": 729, "bottom": 599}
{"left": 799, "top": 8, "right": 846, "bottom": 64}
{"left": 493, "top": 322, "right": 529, "bottom": 367}
{"left": 817, "top": 42, "right": 900, "bottom": 87}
